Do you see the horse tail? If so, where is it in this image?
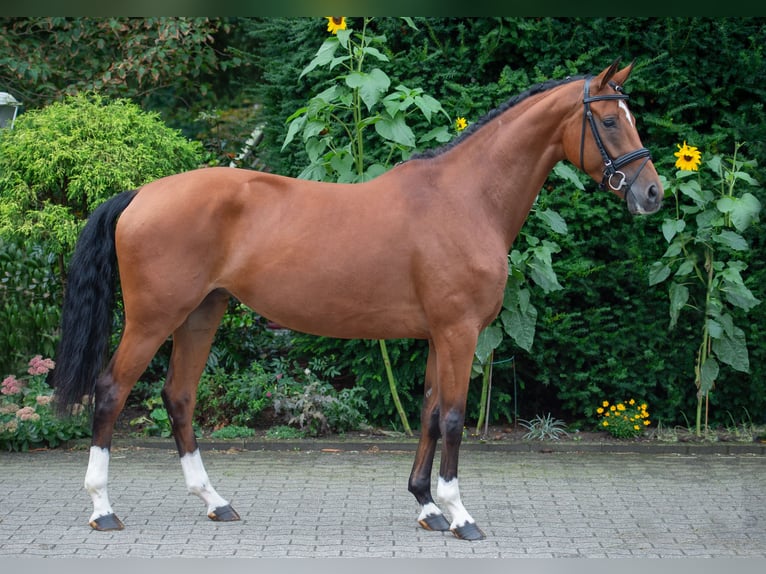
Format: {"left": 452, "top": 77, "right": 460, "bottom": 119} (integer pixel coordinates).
{"left": 51, "top": 189, "right": 139, "bottom": 416}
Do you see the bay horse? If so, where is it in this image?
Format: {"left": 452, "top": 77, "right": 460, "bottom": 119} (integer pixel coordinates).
{"left": 51, "top": 60, "right": 662, "bottom": 541}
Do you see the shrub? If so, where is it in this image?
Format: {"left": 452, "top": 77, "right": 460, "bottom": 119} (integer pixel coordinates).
{"left": 596, "top": 399, "right": 651, "bottom": 439}
{"left": 0, "top": 355, "right": 91, "bottom": 451}
{"left": 195, "top": 362, "right": 273, "bottom": 429}
{"left": 271, "top": 367, "right": 367, "bottom": 437}
{"left": 0, "top": 92, "right": 203, "bottom": 256}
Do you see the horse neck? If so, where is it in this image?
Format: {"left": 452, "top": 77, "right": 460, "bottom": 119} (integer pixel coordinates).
{"left": 435, "top": 82, "right": 580, "bottom": 250}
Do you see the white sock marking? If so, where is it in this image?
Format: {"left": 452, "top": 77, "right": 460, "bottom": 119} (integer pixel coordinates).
{"left": 84, "top": 446, "right": 114, "bottom": 521}
{"left": 618, "top": 100, "right": 634, "bottom": 127}
{"left": 180, "top": 449, "right": 229, "bottom": 514}
{"left": 418, "top": 501, "right": 443, "bottom": 521}
{"left": 436, "top": 476, "right": 474, "bottom": 529}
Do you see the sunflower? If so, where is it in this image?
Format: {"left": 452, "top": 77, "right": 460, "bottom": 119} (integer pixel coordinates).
{"left": 325, "top": 17, "right": 347, "bottom": 35}
{"left": 455, "top": 117, "right": 468, "bottom": 131}
{"left": 674, "top": 141, "right": 702, "bottom": 171}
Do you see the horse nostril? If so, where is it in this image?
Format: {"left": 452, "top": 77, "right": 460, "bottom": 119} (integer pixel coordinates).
{"left": 647, "top": 184, "right": 659, "bottom": 200}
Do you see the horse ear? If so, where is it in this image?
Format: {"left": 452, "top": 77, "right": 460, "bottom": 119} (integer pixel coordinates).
{"left": 596, "top": 58, "right": 623, "bottom": 90}
{"left": 609, "top": 59, "right": 637, "bottom": 88}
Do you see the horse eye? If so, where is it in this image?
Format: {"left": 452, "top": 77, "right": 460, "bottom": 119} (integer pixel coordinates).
{"left": 602, "top": 117, "right": 617, "bottom": 128}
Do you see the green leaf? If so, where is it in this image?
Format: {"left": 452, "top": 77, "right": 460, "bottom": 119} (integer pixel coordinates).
{"left": 345, "top": 68, "right": 390, "bottom": 112}
{"left": 362, "top": 46, "right": 389, "bottom": 62}
{"left": 668, "top": 282, "right": 689, "bottom": 329}
{"left": 552, "top": 161, "right": 586, "bottom": 190}
{"left": 698, "top": 357, "right": 719, "bottom": 395}
{"left": 413, "top": 93, "right": 447, "bottom": 123}
{"left": 299, "top": 38, "right": 339, "bottom": 79}
{"left": 712, "top": 324, "right": 750, "bottom": 373}
{"left": 673, "top": 259, "right": 695, "bottom": 278}
{"left": 713, "top": 230, "right": 748, "bottom": 251}
{"left": 374, "top": 113, "right": 415, "bottom": 148}
{"left": 418, "top": 125, "right": 452, "bottom": 144}
{"left": 648, "top": 262, "right": 671, "bottom": 286}
{"left": 281, "top": 114, "right": 306, "bottom": 151}
{"left": 536, "top": 208, "right": 568, "bottom": 235}
{"left": 729, "top": 192, "right": 762, "bottom": 232}
{"left": 662, "top": 218, "right": 685, "bottom": 243}
{"left": 336, "top": 28, "right": 352, "bottom": 49}
{"left": 500, "top": 302, "right": 537, "bottom": 352}
{"left": 475, "top": 325, "right": 503, "bottom": 364}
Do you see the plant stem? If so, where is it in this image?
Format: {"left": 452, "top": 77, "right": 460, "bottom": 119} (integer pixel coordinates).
{"left": 475, "top": 350, "right": 492, "bottom": 435}
{"left": 378, "top": 339, "right": 412, "bottom": 436}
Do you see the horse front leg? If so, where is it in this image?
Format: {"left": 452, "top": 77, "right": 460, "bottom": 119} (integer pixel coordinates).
{"left": 434, "top": 329, "right": 486, "bottom": 541}
{"left": 163, "top": 291, "right": 239, "bottom": 523}
{"left": 409, "top": 341, "right": 450, "bottom": 532}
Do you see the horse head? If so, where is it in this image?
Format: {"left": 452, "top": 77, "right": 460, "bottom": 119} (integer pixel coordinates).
{"left": 566, "top": 59, "right": 663, "bottom": 215}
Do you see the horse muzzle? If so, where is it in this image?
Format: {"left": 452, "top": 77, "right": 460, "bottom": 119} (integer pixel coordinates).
{"left": 625, "top": 180, "right": 663, "bottom": 215}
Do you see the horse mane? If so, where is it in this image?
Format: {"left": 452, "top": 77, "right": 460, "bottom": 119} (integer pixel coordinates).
{"left": 410, "top": 75, "right": 585, "bottom": 161}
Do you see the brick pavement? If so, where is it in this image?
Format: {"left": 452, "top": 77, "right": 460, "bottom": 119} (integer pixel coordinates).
{"left": 1, "top": 445, "right": 764, "bottom": 558}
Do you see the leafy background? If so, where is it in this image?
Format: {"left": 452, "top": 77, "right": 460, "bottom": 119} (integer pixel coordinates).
{"left": 1, "top": 17, "right": 764, "bottom": 431}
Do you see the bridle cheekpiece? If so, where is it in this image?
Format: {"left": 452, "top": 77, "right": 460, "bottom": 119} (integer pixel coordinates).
{"left": 580, "top": 77, "right": 652, "bottom": 193}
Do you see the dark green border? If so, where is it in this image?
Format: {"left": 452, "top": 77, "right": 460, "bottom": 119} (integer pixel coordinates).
{"left": 2, "top": 2, "right": 765, "bottom": 17}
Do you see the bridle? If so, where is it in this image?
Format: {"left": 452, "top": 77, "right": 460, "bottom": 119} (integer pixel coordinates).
{"left": 579, "top": 76, "right": 652, "bottom": 193}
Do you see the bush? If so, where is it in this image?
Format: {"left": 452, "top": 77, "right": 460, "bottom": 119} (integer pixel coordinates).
{"left": 0, "top": 239, "right": 61, "bottom": 375}
{"left": 0, "top": 355, "right": 91, "bottom": 451}
{"left": 0, "top": 92, "right": 203, "bottom": 255}
{"left": 195, "top": 362, "right": 273, "bottom": 430}
{"left": 271, "top": 365, "right": 367, "bottom": 437}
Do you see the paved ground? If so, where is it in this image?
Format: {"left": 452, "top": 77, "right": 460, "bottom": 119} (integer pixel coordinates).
{"left": 1, "top": 443, "right": 764, "bottom": 558}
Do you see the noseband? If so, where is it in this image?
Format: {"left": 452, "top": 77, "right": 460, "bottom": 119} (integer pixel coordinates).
{"left": 579, "top": 77, "right": 652, "bottom": 193}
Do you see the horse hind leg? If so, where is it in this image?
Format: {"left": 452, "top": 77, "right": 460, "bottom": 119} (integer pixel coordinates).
{"left": 161, "top": 289, "right": 239, "bottom": 522}
{"left": 86, "top": 328, "right": 170, "bottom": 531}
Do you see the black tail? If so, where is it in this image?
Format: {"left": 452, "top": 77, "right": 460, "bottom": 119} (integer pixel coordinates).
{"left": 51, "top": 190, "right": 138, "bottom": 416}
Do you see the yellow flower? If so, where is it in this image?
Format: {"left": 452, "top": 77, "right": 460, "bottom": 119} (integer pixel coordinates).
{"left": 674, "top": 141, "right": 702, "bottom": 171}
{"left": 602, "top": 421, "right": 609, "bottom": 427}
{"left": 596, "top": 407, "right": 604, "bottom": 414}
{"left": 610, "top": 405, "right": 616, "bottom": 412}
{"left": 602, "top": 401, "right": 609, "bottom": 408}
{"left": 617, "top": 403, "right": 626, "bottom": 411}
{"left": 629, "top": 399, "right": 635, "bottom": 405}
{"left": 325, "top": 17, "right": 347, "bottom": 35}
{"left": 455, "top": 117, "right": 468, "bottom": 131}
{"left": 644, "top": 419, "right": 651, "bottom": 426}
{"left": 633, "top": 425, "right": 640, "bottom": 431}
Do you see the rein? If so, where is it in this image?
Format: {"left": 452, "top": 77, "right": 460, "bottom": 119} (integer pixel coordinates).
{"left": 579, "top": 77, "right": 652, "bottom": 193}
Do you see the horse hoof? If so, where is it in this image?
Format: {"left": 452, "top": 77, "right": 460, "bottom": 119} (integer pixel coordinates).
{"left": 451, "top": 522, "right": 486, "bottom": 541}
{"left": 208, "top": 504, "right": 240, "bottom": 522}
{"left": 419, "top": 513, "right": 451, "bottom": 532}
{"left": 89, "top": 513, "right": 124, "bottom": 531}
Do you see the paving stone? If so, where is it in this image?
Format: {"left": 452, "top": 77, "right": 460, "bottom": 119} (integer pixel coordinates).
{"left": 0, "top": 447, "right": 764, "bottom": 558}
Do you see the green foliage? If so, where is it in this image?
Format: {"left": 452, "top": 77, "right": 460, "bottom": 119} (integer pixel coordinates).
{"left": 210, "top": 425, "right": 255, "bottom": 439}
{"left": 0, "top": 17, "right": 240, "bottom": 128}
{"left": 0, "top": 92, "right": 203, "bottom": 255}
{"left": 271, "top": 366, "right": 367, "bottom": 437}
{"left": 0, "top": 239, "right": 61, "bottom": 375}
{"left": 519, "top": 413, "right": 570, "bottom": 441}
{"left": 195, "top": 362, "right": 273, "bottom": 430}
{"left": 3, "top": 17, "right": 766, "bottom": 436}
{"left": 1, "top": 356, "right": 91, "bottom": 452}
{"left": 649, "top": 144, "right": 762, "bottom": 434}
{"left": 129, "top": 395, "right": 173, "bottom": 438}
{"left": 288, "top": 336, "right": 426, "bottom": 428}
{"left": 596, "top": 399, "right": 651, "bottom": 439}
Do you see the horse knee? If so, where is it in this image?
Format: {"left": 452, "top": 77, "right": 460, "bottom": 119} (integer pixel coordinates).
{"left": 441, "top": 408, "right": 465, "bottom": 443}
